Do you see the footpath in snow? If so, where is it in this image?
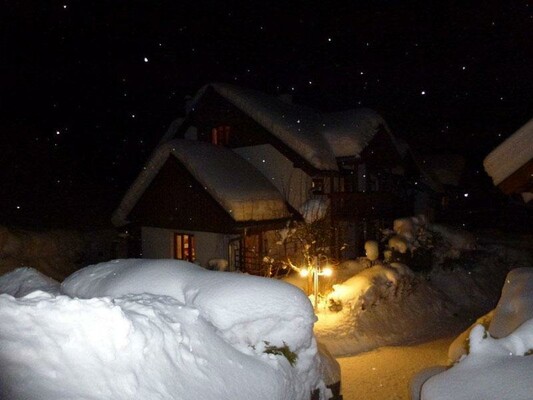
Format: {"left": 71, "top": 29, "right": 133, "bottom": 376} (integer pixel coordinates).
{"left": 337, "top": 337, "right": 453, "bottom": 400}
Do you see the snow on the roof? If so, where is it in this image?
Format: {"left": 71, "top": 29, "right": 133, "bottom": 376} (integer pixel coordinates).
{"left": 191, "top": 84, "right": 391, "bottom": 170}
{"left": 112, "top": 139, "right": 291, "bottom": 226}
{"left": 319, "top": 108, "right": 388, "bottom": 158}
{"left": 206, "top": 83, "right": 338, "bottom": 170}
{"left": 483, "top": 118, "right": 533, "bottom": 186}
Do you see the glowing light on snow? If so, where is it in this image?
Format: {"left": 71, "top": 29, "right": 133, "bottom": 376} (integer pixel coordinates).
{"left": 144, "top": 57, "right": 149, "bottom": 62}
{"left": 464, "top": 193, "right": 469, "bottom": 197}
{"left": 421, "top": 90, "right": 426, "bottom": 95}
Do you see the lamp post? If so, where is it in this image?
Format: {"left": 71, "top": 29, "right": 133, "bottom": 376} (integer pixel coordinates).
{"left": 300, "top": 265, "right": 333, "bottom": 309}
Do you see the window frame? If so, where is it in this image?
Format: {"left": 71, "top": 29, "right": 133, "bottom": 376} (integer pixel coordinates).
{"left": 174, "top": 233, "right": 195, "bottom": 262}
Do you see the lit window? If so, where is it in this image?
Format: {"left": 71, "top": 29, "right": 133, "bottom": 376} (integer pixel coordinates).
{"left": 174, "top": 233, "right": 195, "bottom": 262}
{"left": 211, "top": 125, "right": 231, "bottom": 146}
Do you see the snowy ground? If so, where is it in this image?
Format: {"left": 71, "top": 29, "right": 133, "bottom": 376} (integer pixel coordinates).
{"left": 338, "top": 337, "right": 453, "bottom": 400}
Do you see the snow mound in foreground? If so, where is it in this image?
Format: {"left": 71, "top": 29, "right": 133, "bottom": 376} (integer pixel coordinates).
{"left": 1, "top": 260, "right": 327, "bottom": 400}
{"left": 489, "top": 267, "right": 533, "bottom": 338}
{"left": 421, "top": 319, "right": 533, "bottom": 400}
{"left": 62, "top": 259, "right": 316, "bottom": 353}
{"left": 0, "top": 292, "right": 297, "bottom": 400}
{"left": 420, "top": 267, "right": 533, "bottom": 400}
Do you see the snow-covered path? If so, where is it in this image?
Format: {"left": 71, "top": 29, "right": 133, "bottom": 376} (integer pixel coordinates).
{"left": 337, "top": 337, "right": 453, "bottom": 400}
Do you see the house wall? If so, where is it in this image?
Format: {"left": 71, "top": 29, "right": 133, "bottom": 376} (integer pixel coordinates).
{"left": 234, "top": 144, "right": 313, "bottom": 211}
{"left": 141, "top": 226, "right": 234, "bottom": 268}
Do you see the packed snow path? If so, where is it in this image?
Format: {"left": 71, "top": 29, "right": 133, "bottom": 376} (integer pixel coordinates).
{"left": 337, "top": 337, "right": 453, "bottom": 400}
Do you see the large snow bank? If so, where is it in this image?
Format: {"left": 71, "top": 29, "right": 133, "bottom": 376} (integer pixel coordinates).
{"left": 62, "top": 259, "right": 316, "bottom": 354}
{"left": 313, "top": 262, "right": 461, "bottom": 356}
{"left": 1, "top": 260, "right": 328, "bottom": 400}
{"left": 420, "top": 268, "right": 533, "bottom": 400}
{"left": 313, "top": 225, "right": 525, "bottom": 357}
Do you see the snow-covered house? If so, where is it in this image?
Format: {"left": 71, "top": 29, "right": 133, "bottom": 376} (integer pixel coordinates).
{"left": 113, "top": 83, "right": 418, "bottom": 273}
{"left": 484, "top": 117, "right": 533, "bottom": 203}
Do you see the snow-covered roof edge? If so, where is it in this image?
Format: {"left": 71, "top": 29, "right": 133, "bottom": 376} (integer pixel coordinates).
{"left": 319, "top": 108, "right": 393, "bottom": 158}
{"left": 483, "top": 118, "right": 533, "bottom": 186}
{"left": 112, "top": 140, "right": 291, "bottom": 227}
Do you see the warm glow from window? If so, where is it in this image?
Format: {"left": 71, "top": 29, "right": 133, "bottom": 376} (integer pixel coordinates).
{"left": 211, "top": 125, "right": 231, "bottom": 146}
{"left": 174, "top": 233, "right": 195, "bottom": 262}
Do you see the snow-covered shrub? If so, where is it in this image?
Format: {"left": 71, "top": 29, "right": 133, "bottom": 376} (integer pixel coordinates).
{"left": 328, "top": 263, "right": 416, "bottom": 311}
{"left": 364, "top": 240, "right": 379, "bottom": 262}
{"left": 381, "top": 216, "right": 478, "bottom": 272}
{"left": 207, "top": 258, "right": 229, "bottom": 271}
{"left": 268, "top": 205, "right": 341, "bottom": 288}
{"left": 1, "top": 260, "right": 330, "bottom": 400}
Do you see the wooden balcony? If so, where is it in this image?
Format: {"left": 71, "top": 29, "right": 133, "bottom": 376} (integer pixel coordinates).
{"left": 329, "top": 191, "right": 410, "bottom": 220}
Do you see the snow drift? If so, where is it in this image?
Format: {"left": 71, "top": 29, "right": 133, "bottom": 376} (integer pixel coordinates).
{"left": 420, "top": 268, "right": 533, "bottom": 400}
{"left": 0, "top": 260, "right": 328, "bottom": 400}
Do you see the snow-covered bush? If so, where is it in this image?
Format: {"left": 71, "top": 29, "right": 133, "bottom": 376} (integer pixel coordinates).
{"left": 364, "top": 240, "right": 379, "bottom": 262}
{"left": 328, "top": 263, "right": 415, "bottom": 311}
{"left": 380, "top": 216, "right": 477, "bottom": 272}
{"left": 1, "top": 260, "right": 331, "bottom": 400}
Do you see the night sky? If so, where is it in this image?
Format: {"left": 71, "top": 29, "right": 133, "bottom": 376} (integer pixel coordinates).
{"left": 2, "top": 1, "right": 532, "bottom": 229}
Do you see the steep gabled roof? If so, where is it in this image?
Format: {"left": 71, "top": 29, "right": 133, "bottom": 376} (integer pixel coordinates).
{"left": 188, "top": 83, "right": 390, "bottom": 170}
{"left": 319, "top": 108, "right": 390, "bottom": 158}
{"left": 112, "top": 140, "right": 291, "bottom": 227}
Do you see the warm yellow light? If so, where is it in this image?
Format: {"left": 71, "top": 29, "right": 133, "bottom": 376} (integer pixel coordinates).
{"left": 322, "top": 267, "right": 333, "bottom": 277}
{"left": 299, "top": 268, "right": 309, "bottom": 277}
